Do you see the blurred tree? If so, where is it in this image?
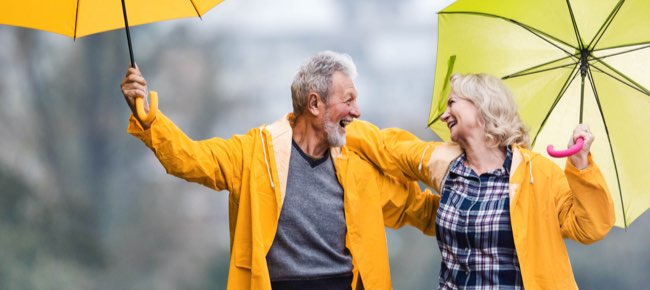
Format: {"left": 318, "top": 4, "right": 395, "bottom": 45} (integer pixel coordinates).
{"left": 14, "top": 29, "right": 106, "bottom": 267}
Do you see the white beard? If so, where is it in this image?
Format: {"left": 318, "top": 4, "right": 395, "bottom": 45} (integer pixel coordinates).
{"left": 324, "top": 110, "right": 346, "bottom": 147}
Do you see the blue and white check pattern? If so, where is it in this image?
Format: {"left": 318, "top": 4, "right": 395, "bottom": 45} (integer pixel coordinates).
{"left": 436, "top": 146, "right": 523, "bottom": 289}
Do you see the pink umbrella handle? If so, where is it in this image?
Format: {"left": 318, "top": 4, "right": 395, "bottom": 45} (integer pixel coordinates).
{"left": 547, "top": 137, "right": 584, "bottom": 158}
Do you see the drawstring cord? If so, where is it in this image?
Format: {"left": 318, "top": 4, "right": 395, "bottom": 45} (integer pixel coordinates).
{"left": 523, "top": 153, "right": 534, "bottom": 184}
{"left": 418, "top": 145, "right": 432, "bottom": 172}
{"left": 260, "top": 128, "right": 275, "bottom": 190}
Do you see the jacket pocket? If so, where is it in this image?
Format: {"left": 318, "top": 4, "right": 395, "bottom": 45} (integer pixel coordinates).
{"left": 234, "top": 242, "right": 252, "bottom": 269}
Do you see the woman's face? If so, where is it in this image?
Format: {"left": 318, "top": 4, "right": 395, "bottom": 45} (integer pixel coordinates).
{"left": 441, "top": 90, "right": 483, "bottom": 143}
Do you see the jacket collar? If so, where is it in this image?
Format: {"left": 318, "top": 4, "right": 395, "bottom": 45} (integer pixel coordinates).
{"left": 264, "top": 113, "right": 344, "bottom": 196}
{"left": 427, "top": 142, "right": 533, "bottom": 205}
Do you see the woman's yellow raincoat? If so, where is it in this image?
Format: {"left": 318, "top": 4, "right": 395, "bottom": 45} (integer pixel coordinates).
{"left": 346, "top": 120, "right": 615, "bottom": 290}
{"left": 128, "top": 113, "right": 438, "bottom": 290}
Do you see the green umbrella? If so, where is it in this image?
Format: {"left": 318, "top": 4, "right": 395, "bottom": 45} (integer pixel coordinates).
{"left": 428, "top": 0, "right": 650, "bottom": 228}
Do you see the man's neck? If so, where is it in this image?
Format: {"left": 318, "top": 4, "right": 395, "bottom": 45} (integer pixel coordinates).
{"left": 292, "top": 116, "right": 330, "bottom": 159}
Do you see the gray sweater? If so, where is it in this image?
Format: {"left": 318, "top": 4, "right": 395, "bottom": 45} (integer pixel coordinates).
{"left": 266, "top": 140, "right": 353, "bottom": 281}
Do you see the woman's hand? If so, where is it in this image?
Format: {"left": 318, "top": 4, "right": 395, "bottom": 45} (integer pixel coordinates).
{"left": 569, "top": 124, "right": 594, "bottom": 170}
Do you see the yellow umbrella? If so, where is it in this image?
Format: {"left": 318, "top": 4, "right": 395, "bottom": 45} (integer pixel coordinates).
{"left": 428, "top": 0, "right": 650, "bottom": 228}
{"left": 2, "top": 0, "right": 225, "bottom": 122}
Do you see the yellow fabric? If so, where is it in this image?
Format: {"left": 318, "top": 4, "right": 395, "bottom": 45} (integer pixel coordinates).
{"left": 127, "top": 112, "right": 438, "bottom": 290}
{"left": 1, "top": 0, "right": 224, "bottom": 38}
{"left": 346, "top": 120, "right": 615, "bottom": 290}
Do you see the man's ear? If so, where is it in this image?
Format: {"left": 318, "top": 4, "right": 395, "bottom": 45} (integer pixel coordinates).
{"left": 307, "top": 93, "right": 322, "bottom": 116}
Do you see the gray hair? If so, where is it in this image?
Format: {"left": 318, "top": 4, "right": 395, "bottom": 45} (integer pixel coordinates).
{"left": 291, "top": 51, "right": 358, "bottom": 115}
{"left": 450, "top": 73, "right": 530, "bottom": 148}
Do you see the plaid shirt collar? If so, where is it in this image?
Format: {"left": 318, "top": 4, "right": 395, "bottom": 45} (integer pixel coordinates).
{"left": 450, "top": 146, "right": 513, "bottom": 178}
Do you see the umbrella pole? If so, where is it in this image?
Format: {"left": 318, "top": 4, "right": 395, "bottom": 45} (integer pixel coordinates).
{"left": 579, "top": 49, "right": 589, "bottom": 123}
{"left": 579, "top": 77, "right": 585, "bottom": 123}
{"left": 119, "top": 0, "right": 157, "bottom": 123}
{"left": 120, "top": 0, "right": 136, "bottom": 68}
{"left": 547, "top": 50, "right": 589, "bottom": 158}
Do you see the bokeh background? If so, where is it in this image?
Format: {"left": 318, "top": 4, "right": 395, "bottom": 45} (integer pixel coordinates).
{"left": 1, "top": 0, "right": 648, "bottom": 289}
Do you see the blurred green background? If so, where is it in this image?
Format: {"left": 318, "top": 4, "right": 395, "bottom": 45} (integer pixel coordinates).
{"left": 1, "top": 0, "right": 648, "bottom": 289}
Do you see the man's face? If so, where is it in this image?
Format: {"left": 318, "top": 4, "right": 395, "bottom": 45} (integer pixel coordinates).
{"left": 322, "top": 71, "right": 361, "bottom": 147}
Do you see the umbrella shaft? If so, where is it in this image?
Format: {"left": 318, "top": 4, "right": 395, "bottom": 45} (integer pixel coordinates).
{"left": 579, "top": 49, "right": 589, "bottom": 78}
{"left": 121, "top": 0, "right": 136, "bottom": 68}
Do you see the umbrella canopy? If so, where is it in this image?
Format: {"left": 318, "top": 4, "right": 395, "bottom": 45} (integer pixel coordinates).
{"left": 2, "top": 0, "right": 224, "bottom": 122}
{"left": 428, "top": 0, "right": 650, "bottom": 228}
{"left": 2, "top": 0, "right": 224, "bottom": 38}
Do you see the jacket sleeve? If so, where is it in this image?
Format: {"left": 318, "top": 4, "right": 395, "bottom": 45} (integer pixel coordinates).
{"left": 127, "top": 112, "right": 246, "bottom": 193}
{"left": 378, "top": 173, "right": 439, "bottom": 236}
{"left": 347, "top": 120, "right": 440, "bottom": 188}
{"left": 554, "top": 154, "right": 615, "bottom": 244}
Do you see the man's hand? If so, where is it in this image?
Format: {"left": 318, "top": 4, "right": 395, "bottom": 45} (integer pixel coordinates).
{"left": 121, "top": 65, "right": 152, "bottom": 129}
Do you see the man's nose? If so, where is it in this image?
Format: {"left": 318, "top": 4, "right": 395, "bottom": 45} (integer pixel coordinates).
{"left": 350, "top": 102, "right": 361, "bottom": 119}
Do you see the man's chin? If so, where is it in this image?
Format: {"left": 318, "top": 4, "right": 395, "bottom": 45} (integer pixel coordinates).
{"left": 328, "top": 133, "right": 346, "bottom": 147}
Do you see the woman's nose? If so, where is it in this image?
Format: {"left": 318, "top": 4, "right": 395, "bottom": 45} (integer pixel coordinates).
{"left": 441, "top": 109, "right": 450, "bottom": 123}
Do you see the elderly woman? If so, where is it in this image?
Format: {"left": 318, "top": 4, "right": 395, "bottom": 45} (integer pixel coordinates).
{"left": 347, "top": 73, "right": 615, "bottom": 290}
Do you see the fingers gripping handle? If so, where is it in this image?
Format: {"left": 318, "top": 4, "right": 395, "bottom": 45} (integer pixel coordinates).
{"left": 135, "top": 91, "right": 158, "bottom": 123}
{"left": 547, "top": 137, "right": 584, "bottom": 158}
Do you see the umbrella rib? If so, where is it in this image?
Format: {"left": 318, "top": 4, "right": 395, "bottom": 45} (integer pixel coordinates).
{"left": 591, "top": 44, "right": 650, "bottom": 61}
{"left": 589, "top": 64, "right": 650, "bottom": 96}
{"left": 586, "top": 68, "right": 628, "bottom": 228}
{"left": 593, "top": 41, "right": 650, "bottom": 52}
{"left": 440, "top": 12, "right": 577, "bottom": 54}
{"left": 565, "top": 0, "right": 584, "bottom": 50}
{"left": 531, "top": 63, "right": 580, "bottom": 147}
{"left": 74, "top": 0, "right": 80, "bottom": 40}
{"left": 514, "top": 22, "right": 576, "bottom": 58}
{"left": 188, "top": 0, "right": 203, "bottom": 19}
{"left": 590, "top": 60, "right": 650, "bottom": 96}
{"left": 503, "top": 60, "right": 577, "bottom": 80}
{"left": 587, "top": 0, "right": 625, "bottom": 50}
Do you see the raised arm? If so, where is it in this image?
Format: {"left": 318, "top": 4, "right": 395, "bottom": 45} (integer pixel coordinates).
{"left": 552, "top": 155, "right": 615, "bottom": 244}
{"left": 554, "top": 124, "right": 615, "bottom": 243}
{"left": 127, "top": 113, "right": 247, "bottom": 193}
{"left": 121, "top": 66, "right": 246, "bottom": 193}
{"left": 346, "top": 120, "right": 444, "bottom": 188}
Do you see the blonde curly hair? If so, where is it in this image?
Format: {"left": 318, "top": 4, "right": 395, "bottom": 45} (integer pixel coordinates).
{"left": 450, "top": 73, "right": 530, "bottom": 148}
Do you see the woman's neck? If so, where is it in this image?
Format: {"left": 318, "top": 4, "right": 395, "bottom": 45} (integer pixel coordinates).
{"left": 460, "top": 137, "right": 506, "bottom": 175}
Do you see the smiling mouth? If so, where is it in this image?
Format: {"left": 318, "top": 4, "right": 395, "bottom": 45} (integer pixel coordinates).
{"left": 339, "top": 119, "right": 352, "bottom": 128}
{"left": 447, "top": 121, "right": 457, "bottom": 129}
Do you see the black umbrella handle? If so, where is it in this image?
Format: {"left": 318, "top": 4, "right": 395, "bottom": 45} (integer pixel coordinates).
{"left": 121, "top": 0, "right": 136, "bottom": 68}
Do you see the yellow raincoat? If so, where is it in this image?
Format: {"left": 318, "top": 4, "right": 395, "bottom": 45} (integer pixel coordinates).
{"left": 346, "top": 120, "right": 615, "bottom": 290}
{"left": 128, "top": 112, "right": 438, "bottom": 290}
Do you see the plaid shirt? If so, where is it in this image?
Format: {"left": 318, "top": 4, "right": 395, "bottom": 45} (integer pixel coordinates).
{"left": 436, "top": 146, "right": 523, "bottom": 289}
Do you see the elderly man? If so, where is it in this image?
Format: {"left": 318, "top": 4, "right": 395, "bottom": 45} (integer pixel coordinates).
{"left": 120, "top": 51, "right": 437, "bottom": 290}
